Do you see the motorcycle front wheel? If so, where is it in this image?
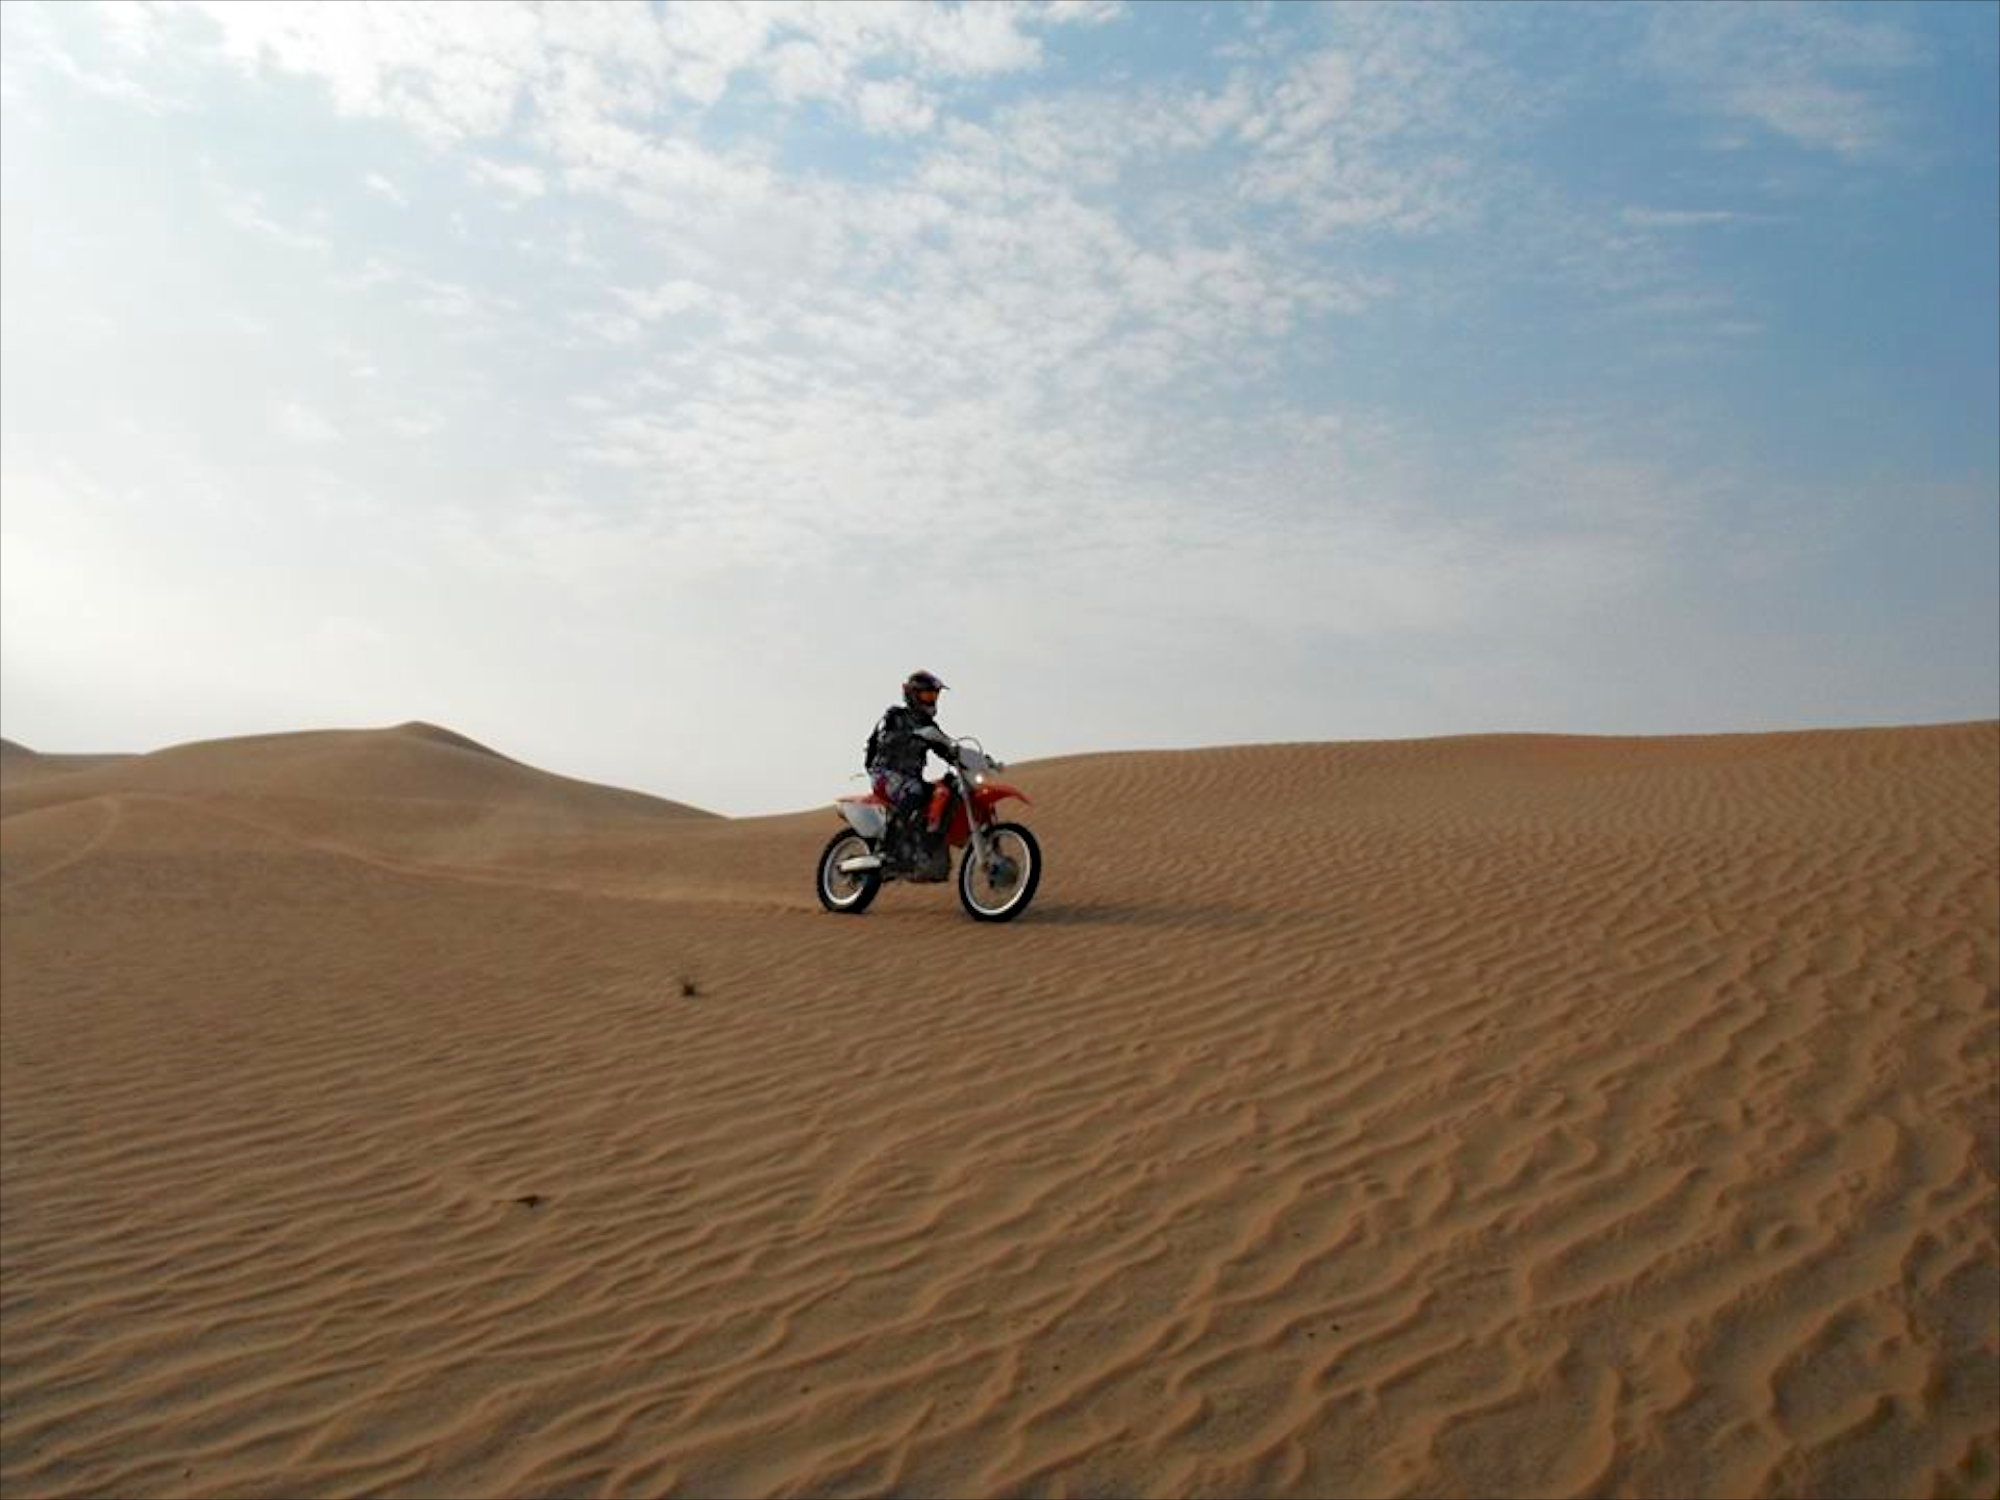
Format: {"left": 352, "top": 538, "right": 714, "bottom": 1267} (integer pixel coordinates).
{"left": 959, "top": 822, "right": 1041, "bottom": 922}
{"left": 817, "top": 829, "right": 882, "bottom": 914}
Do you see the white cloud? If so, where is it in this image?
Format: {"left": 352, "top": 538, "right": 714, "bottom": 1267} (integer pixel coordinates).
{"left": 1643, "top": 1, "right": 1924, "bottom": 158}
{"left": 168, "top": 0, "right": 1114, "bottom": 150}
{"left": 412, "top": 277, "right": 490, "bottom": 322}
{"left": 0, "top": 0, "right": 183, "bottom": 112}
{"left": 853, "top": 76, "right": 937, "bottom": 136}
{"left": 190, "top": 0, "right": 546, "bottom": 145}
{"left": 566, "top": 309, "right": 645, "bottom": 347}
{"left": 1221, "top": 10, "right": 1517, "bottom": 239}
{"left": 764, "top": 37, "right": 845, "bottom": 104}
{"left": 363, "top": 170, "right": 407, "bottom": 206}
{"left": 1621, "top": 206, "right": 1749, "bottom": 229}
{"left": 470, "top": 157, "right": 547, "bottom": 200}
{"left": 614, "top": 278, "right": 714, "bottom": 321}
{"left": 212, "top": 181, "right": 331, "bottom": 252}
{"left": 338, "top": 255, "right": 402, "bottom": 291}
{"left": 651, "top": 1, "right": 777, "bottom": 107}
{"left": 274, "top": 400, "right": 340, "bottom": 444}
{"left": 1040, "top": 0, "right": 1127, "bottom": 23}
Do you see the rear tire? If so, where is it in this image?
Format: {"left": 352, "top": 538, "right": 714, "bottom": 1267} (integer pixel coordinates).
{"left": 959, "top": 822, "right": 1041, "bottom": 922}
{"left": 817, "top": 829, "right": 882, "bottom": 914}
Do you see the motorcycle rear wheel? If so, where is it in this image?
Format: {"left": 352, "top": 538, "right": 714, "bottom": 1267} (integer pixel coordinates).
{"left": 817, "top": 829, "right": 882, "bottom": 914}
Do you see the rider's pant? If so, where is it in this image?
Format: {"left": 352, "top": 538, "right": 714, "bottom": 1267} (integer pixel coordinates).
{"left": 872, "top": 769, "right": 929, "bottom": 843}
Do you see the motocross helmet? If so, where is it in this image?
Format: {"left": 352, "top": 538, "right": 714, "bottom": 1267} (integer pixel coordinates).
{"left": 902, "top": 669, "right": 948, "bottom": 722}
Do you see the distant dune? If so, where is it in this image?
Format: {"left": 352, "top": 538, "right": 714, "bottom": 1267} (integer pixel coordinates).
{"left": 0, "top": 721, "right": 713, "bottom": 877}
{"left": 2, "top": 719, "right": 1995, "bottom": 1499}
{"left": 0, "top": 737, "right": 138, "bottom": 785}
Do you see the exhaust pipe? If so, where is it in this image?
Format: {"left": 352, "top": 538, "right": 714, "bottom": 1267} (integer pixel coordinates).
{"left": 838, "top": 854, "right": 884, "bottom": 873}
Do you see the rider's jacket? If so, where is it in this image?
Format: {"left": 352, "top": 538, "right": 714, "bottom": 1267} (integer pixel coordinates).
{"left": 868, "top": 705, "right": 959, "bottom": 778}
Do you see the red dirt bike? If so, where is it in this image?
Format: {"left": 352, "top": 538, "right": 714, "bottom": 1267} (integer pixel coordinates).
{"left": 815, "top": 736, "right": 1041, "bottom": 922}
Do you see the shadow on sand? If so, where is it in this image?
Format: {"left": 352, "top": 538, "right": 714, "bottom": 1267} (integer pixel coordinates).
{"left": 1022, "top": 899, "right": 1267, "bottom": 931}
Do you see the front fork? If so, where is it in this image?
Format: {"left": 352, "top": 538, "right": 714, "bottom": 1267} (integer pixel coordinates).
{"left": 962, "top": 785, "right": 995, "bottom": 871}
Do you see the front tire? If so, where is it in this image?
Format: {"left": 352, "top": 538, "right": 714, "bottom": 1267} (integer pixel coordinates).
{"left": 959, "top": 822, "right": 1041, "bottom": 922}
{"left": 817, "top": 829, "right": 882, "bottom": 914}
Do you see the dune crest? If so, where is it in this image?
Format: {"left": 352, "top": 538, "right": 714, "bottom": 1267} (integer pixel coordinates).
{"left": 386, "top": 720, "right": 515, "bottom": 760}
{"left": 2, "top": 721, "right": 1995, "bottom": 1499}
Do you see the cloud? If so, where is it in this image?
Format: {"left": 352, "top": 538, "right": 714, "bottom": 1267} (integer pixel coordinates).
{"left": 1643, "top": 1, "right": 1924, "bottom": 158}
{"left": 168, "top": 0, "right": 1114, "bottom": 149}
{"left": 411, "top": 276, "right": 498, "bottom": 323}
{"left": 565, "top": 309, "right": 645, "bottom": 347}
{"left": 326, "top": 252, "right": 511, "bottom": 330}
{"left": 189, "top": 0, "right": 546, "bottom": 145}
{"left": 1620, "top": 206, "right": 1758, "bottom": 230}
{"left": 363, "top": 170, "right": 406, "bottom": 206}
{"left": 0, "top": 0, "right": 184, "bottom": 113}
{"left": 210, "top": 177, "right": 331, "bottom": 252}
{"left": 469, "top": 156, "right": 547, "bottom": 200}
{"left": 614, "top": 278, "right": 716, "bottom": 321}
{"left": 274, "top": 400, "right": 340, "bottom": 444}
{"left": 1041, "top": 0, "right": 1127, "bottom": 23}
{"left": 853, "top": 76, "right": 937, "bottom": 136}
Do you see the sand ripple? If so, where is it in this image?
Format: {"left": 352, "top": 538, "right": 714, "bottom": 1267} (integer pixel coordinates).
{"left": 3, "top": 723, "right": 1995, "bottom": 1497}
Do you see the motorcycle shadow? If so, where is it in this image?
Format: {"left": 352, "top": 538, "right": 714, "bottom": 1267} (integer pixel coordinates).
{"left": 1028, "top": 899, "right": 1265, "bottom": 931}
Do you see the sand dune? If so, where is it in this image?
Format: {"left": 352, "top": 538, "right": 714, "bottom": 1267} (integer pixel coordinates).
{"left": 0, "top": 723, "right": 713, "bottom": 876}
{"left": 2, "top": 720, "right": 1995, "bottom": 1499}
{"left": 0, "top": 738, "right": 137, "bottom": 786}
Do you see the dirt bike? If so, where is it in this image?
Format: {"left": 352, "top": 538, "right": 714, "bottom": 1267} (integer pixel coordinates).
{"left": 815, "top": 736, "right": 1041, "bottom": 922}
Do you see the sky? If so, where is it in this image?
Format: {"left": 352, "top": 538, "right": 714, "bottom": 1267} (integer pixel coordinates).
{"left": 2, "top": 0, "right": 1995, "bottom": 817}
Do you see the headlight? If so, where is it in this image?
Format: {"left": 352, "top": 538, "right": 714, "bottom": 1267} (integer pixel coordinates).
{"left": 973, "top": 773, "right": 987, "bottom": 785}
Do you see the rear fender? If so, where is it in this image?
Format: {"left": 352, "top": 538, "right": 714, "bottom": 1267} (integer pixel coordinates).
{"left": 836, "top": 796, "right": 888, "bottom": 839}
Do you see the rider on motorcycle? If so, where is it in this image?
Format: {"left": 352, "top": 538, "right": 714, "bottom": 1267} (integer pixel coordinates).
{"left": 866, "top": 670, "right": 960, "bottom": 865}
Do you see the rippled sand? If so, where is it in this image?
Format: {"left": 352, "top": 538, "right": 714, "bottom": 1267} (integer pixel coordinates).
{"left": 2, "top": 720, "right": 1995, "bottom": 1499}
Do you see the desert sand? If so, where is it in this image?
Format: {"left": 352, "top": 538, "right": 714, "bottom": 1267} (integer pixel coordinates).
{"left": 1, "top": 719, "right": 1995, "bottom": 1499}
